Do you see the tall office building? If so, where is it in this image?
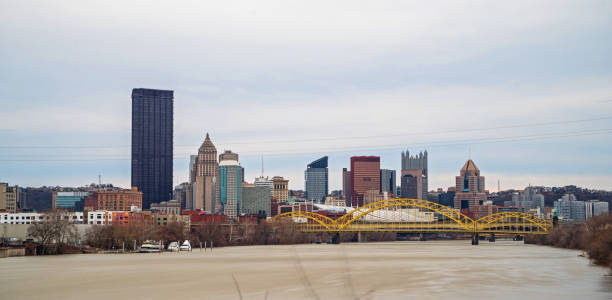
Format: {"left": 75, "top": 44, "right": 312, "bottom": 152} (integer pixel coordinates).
{"left": 196, "top": 133, "right": 218, "bottom": 212}
{"left": 255, "top": 177, "right": 274, "bottom": 193}
{"left": 272, "top": 176, "right": 289, "bottom": 203}
{"left": 217, "top": 150, "right": 243, "bottom": 218}
{"left": 453, "top": 159, "right": 487, "bottom": 210}
{"left": 350, "top": 156, "right": 380, "bottom": 207}
{"left": 401, "top": 169, "right": 423, "bottom": 199}
{"left": 401, "top": 150, "right": 428, "bottom": 198}
{"left": 185, "top": 155, "right": 198, "bottom": 210}
{"left": 401, "top": 173, "right": 421, "bottom": 199}
{"left": 173, "top": 182, "right": 190, "bottom": 210}
{"left": 305, "top": 156, "right": 328, "bottom": 203}
{"left": 241, "top": 183, "right": 272, "bottom": 217}
{"left": 131, "top": 88, "right": 173, "bottom": 209}
{"left": 380, "top": 169, "right": 396, "bottom": 195}
{"left": 342, "top": 168, "right": 351, "bottom": 206}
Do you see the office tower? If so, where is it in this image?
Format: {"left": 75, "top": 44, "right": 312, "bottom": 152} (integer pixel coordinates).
{"left": 401, "top": 173, "right": 421, "bottom": 199}
{"left": 364, "top": 189, "right": 384, "bottom": 205}
{"left": 438, "top": 188, "right": 456, "bottom": 208}
{"left": 342, "top": 168, "right": 351, "bottom": 206}
{"left": 350, "top": 156, "right": 380, "bottom": 207}
{"left": 186, "top": 154, "right": 198, "bottom": 210}
{"left": 196, "top": 133, "right": 218, "bottom": 212}
{"left": 401, "top": 150, "right": 428, "bottom": 198}
{"left": 380, "top": 169, "right": 396, "bottom": 195}
{"left": 255, "top": 176, "right": 273, "bottom": 192}
{"left": 272, "top": 176, "right": 289, "bottom": 203}
{"left": 131, "top": 88, "right": 173, "bottom": 209}
{"left": 217, "top": 150, "right": 243, "bottom": 218}
{"left": 241, "top": 183, "right": 272, "bottom": 217}
{"left": 305, "top": 156, "right": 329, "bottom": 203}
{"left": 173, "top": 182, "right": 190, "bottom": 210}
{"left": 0, "top": 183, "right": 18, "bottom": 213}
{"left": 401, "top": 169, "right": 423, "bottom": 199}
{"left": 453, "top": 159, "right": 487, "bottom": 210}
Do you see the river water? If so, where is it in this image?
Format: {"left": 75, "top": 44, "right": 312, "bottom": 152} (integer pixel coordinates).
{"left": 0, "top": 240, "right": 610, "bottom": 299}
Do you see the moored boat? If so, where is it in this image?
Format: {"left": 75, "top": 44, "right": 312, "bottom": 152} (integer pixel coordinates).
{"left": 139, "top": 240, "right": 163, "bottom": 253}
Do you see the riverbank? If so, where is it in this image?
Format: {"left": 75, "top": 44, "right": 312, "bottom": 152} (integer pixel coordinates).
{"left": 1, "top": 240, "right": 610, "bottom": 299}
{"left": 525, "top": 213, "right": 612, "bottom": 271}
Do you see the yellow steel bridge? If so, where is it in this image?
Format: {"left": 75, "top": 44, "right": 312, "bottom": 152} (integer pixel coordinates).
{"left": 270, "top": 198, "right": 552, "bottom": 235}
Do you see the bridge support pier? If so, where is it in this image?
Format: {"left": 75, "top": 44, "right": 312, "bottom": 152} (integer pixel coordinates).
{"left": 358, "top": 232, "right": 366, "bottom": 243}
{"left": 471, "top": 233, "right": 479, "bottom": 245}
{"left": 488, "top": 234, "right": 495, "bottom": 243}
{"left": 331, "top": 233, "right": 341, "bottom": 244}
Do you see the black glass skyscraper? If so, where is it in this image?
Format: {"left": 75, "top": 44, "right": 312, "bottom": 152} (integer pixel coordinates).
{"left": 131, "top": 88, "right": 173, "bottom": 209}
{"left": 305, "top": 156, "right": 328, "bottom": 203}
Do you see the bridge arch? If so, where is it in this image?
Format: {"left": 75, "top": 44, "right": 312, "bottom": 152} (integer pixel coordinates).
{"left": 335, "top": 198, "right": 474, "bottom": 232}
{"left": 270, "top": 211, "right": 337, "bottom": 230}
{"left": 475, "top": 212, "right": 552, "bottom": 233}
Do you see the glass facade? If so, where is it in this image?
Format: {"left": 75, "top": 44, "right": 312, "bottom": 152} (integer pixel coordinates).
{"left": 380, "top": 169, "right": 396, "bottom": 195}
{"left": 55, "top": 192, "right": 89, "bottom": 210}
{"left": 305, "top": 156, "right": 328, "bottom": 203}
{"left": 219, "top": 165, "right": 242, "bottom": 218}
{"left": 241, "top": 185, "right": 272, "bottom": 217}
{"left": 131, "top": 88, "right": 173, "bottom": 209}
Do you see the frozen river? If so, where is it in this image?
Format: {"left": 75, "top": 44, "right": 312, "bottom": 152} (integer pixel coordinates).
{"left": 1, "top": 240, "right": 610, "bottom": 299}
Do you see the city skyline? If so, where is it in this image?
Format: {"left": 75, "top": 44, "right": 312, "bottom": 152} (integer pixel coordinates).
{"left": 1, "top": 1, "right": 611, "bottom": 191}
{"left": 1, "top": 2, "right": 611, "bottom": 299}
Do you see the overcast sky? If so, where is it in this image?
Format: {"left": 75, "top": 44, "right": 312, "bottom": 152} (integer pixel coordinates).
{"left": 1, "top": 0, "right": 611, "bottom": 191}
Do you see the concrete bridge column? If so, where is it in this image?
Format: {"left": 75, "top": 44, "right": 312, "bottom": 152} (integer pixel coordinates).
{"left": 358, "top": 232, "right": 366, "bottom": 243}
{"left": 331, "top": 232, "right": 341, "bottom": 244}
{"left": 471, "top": 233, "right": 479, "bottom": 245}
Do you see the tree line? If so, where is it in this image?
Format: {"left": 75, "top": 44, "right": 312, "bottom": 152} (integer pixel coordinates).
{"left": 526, "top": 213, "right": 612, "bottom": 271}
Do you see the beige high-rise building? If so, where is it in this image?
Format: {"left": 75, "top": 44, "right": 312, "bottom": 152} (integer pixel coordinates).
{"left": 195, "top": 133, "right": 218, "bottom": 212}
{"left": 453, "top": 159, "right": 487, "bottom": 210}
{"left": 272, "top": 176, "right": 289, "bottom": 203}
{"left": 364, "top": 188, "right": 384, "bottom": 205}
{"left": 0, "top": 183, "right": 18, "bottom": 213}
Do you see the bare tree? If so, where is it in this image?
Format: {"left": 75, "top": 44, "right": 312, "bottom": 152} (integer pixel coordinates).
{"left": 28, "top": 209, "right": 77, "bottom": 254}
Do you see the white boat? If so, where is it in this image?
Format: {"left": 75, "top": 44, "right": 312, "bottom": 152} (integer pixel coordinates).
{"left": 179, "top": 240, "right": 192, "bottom": 252}
{"left": 139, "top": 240, "right": 163, "bottom": 253}
{"left": 167, "top": 241, "right": 180, "bottom": 252}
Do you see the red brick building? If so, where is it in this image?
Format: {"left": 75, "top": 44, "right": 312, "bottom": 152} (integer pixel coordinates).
{"left": 350, "top": 156, "right": 380, "bottom": 207}
{"left": 182, "top": 210, "right": 228, "bottom": 223}
{"left": 84, "top": 187, "right": 142, "bottom": 211}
